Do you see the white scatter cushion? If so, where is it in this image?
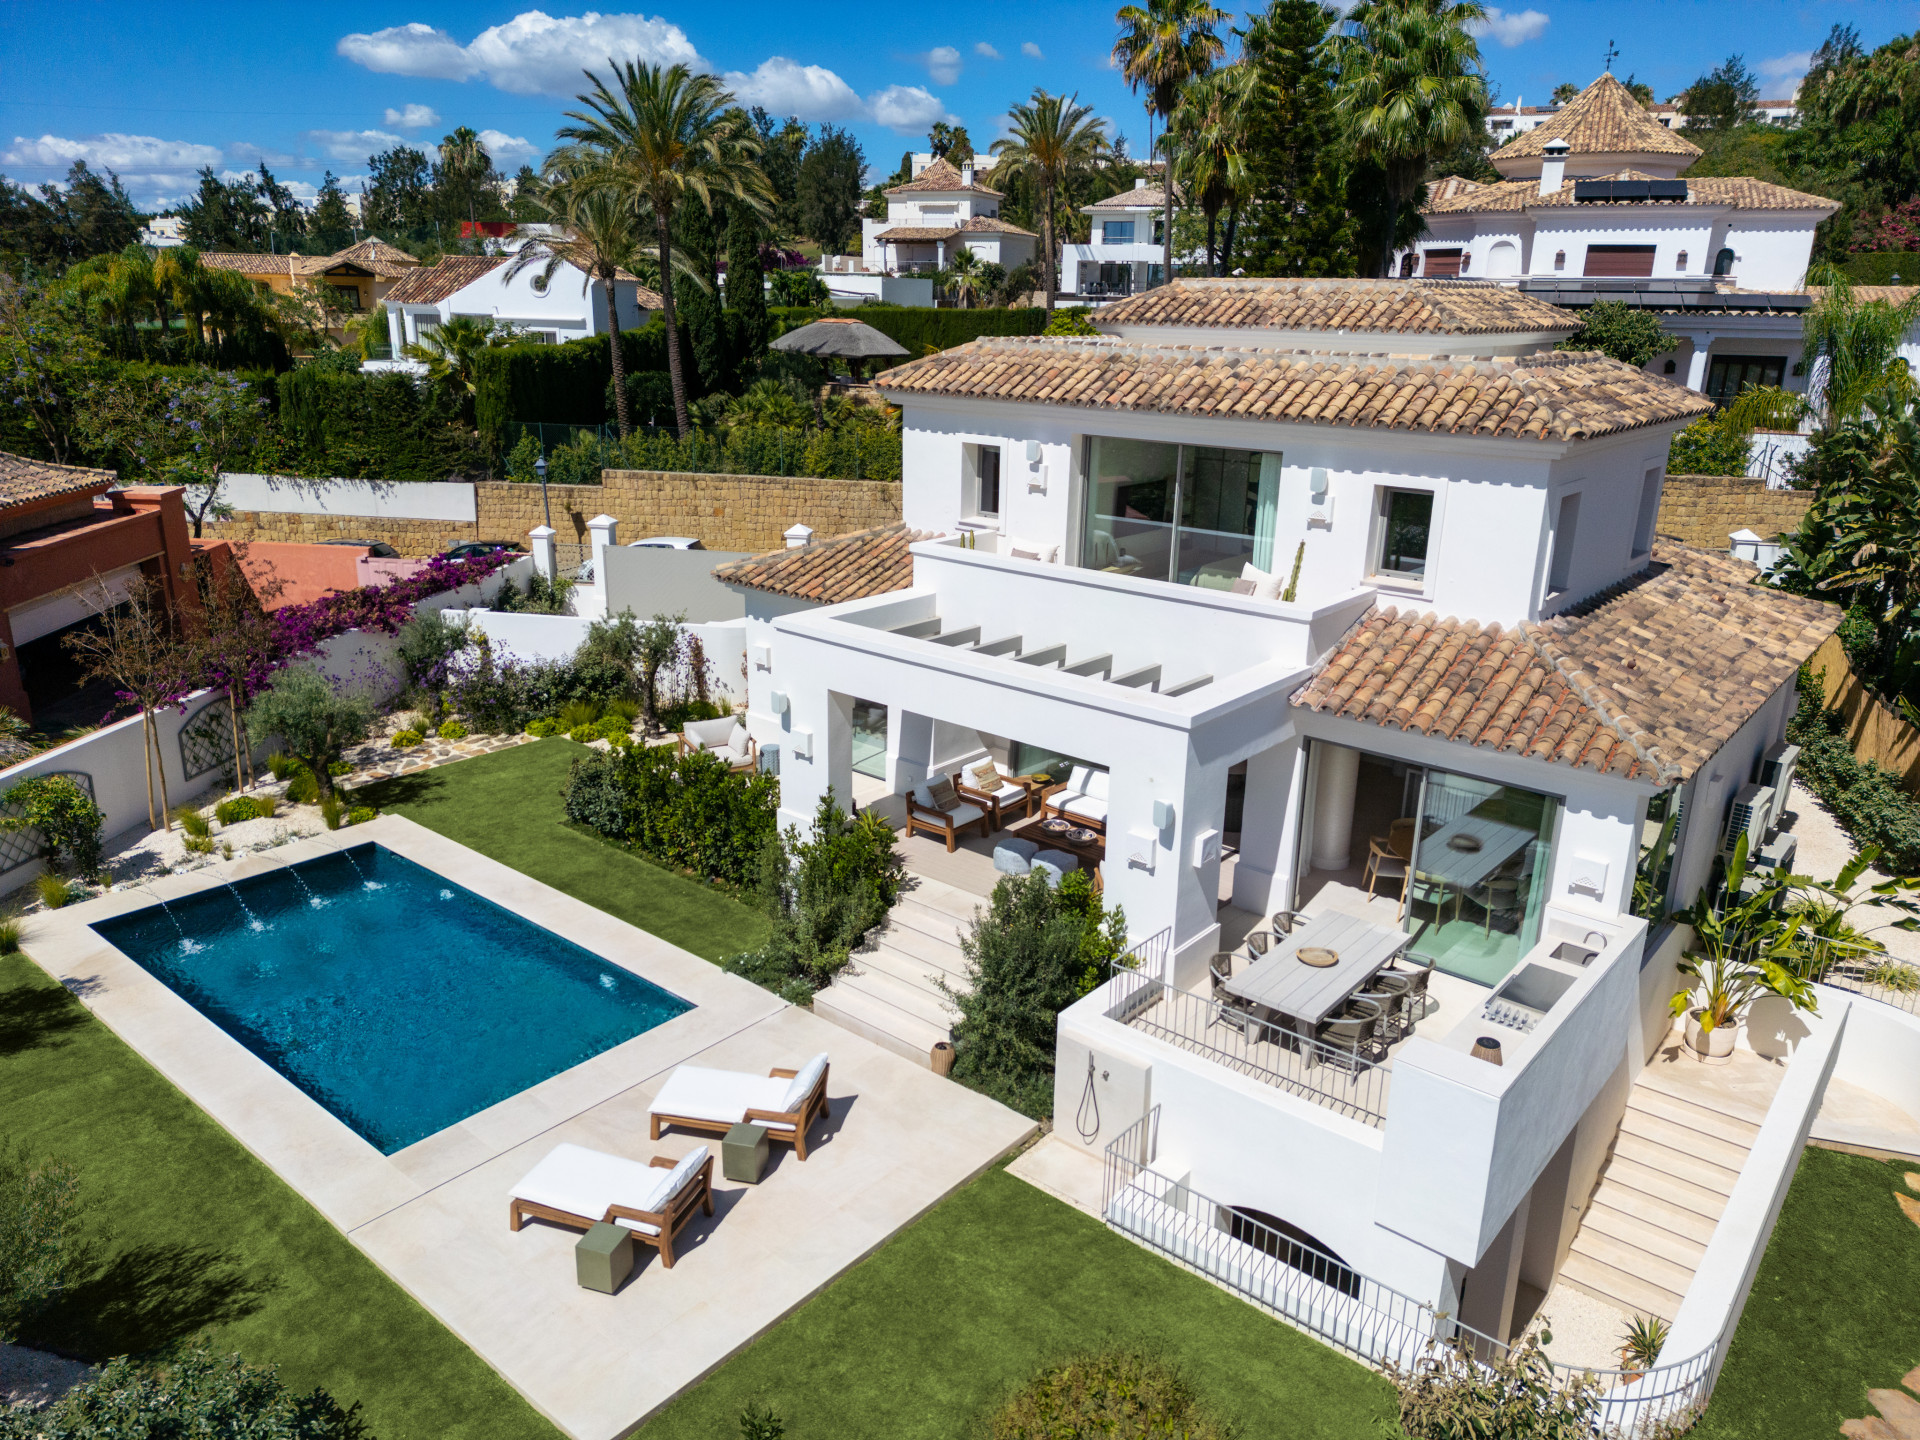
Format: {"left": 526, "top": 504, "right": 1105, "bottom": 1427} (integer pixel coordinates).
{"left": 727, "top": 722, "right": 750, "bottom": 754}
{"left": 1231, "top": 578, "right": 1258, "bottom": 596}
{"left": 1084, "top": 769, "right": 1109, "bottom": 800}
{"left": 1065, "top": 765, "right": 1093, "bottom": 795}
{"left": 1255, "top": 569, "right": 1287, "bottom": 602}
{"left": 780, "top": 1053, "right": 829, "bottom": 1112}
{"left": 1240, "top": 561, "right": 1274, "bottom": 585}
{"left": 642, "top": 1144, "right": 709, "bottom": 1211}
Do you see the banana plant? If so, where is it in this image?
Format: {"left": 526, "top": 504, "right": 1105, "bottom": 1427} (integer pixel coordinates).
{"left": 1670, "top": 833, "right": 1819, "bottom": 1037}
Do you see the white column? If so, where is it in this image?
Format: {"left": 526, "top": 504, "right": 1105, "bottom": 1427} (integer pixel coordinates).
{"left": 587, "top": 512, "right": 617, "bottom": 588}
{"left": 529, "top": 524, "right": 556, "bottom": 581}
{"left": 1684, "top": 339, "right": 1712, "bottom": 394}
{"left": 1233, "top": 738, "right": 1304, "bottom": 915}
{"left": 824, "top": 690, "right": 855, "bottom": 817}
{"left": 1310, "top": 743, "right": 1361, "bottom": 871}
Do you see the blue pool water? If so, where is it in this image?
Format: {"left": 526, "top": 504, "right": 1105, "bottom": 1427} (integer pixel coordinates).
{"left": 93, "top": 844, "right": 692, "bottom": 1153}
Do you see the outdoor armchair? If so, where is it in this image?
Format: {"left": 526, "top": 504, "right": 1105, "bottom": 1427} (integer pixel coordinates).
{"left": 953, "top": 759, "right": 1035, "bottom": 830}
{"left": 906, "top": 778, "right": 991, "bottom": 852}
{"left": 508, "top": 1141, "right": 714, "bottom": 1269}
{"left": 649, "top": 1052, "right": 831, "bottom": 1160}
{"left": 1041, "top": 765, "right": 1110, "bottom": 831}
{"left": 677, "top": 717, "right": 757, "bottom": 773}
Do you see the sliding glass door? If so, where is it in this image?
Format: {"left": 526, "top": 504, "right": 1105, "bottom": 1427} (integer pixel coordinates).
{"left": 1404, "top": 768, "right": 1557, "bottom": 986}
{"left": 1082, "top": 436, "right": 1282, "bottom": 588}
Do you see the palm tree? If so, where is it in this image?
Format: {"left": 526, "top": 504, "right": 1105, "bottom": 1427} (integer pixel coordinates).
{"left": 438, "top": 126, "right": 492, "bottom": 224}
{"left": 946, "top": 246, "right": 988, "bottom": 309}
{"left": 405, "top": 315, "right": 508, "bottom": 420}
{"left": 1803, "top": 267, "right": 1920, "bottom": 430}
{"left": 1329, "top": 0, "right": 1489, "bottom": 276}
{"left": 991, "top": 91, "right": 1110, "bottom": 311}
{"left": 507, "top": 167, "right": 653, "bottom": 436}
{"left": 1113, "top": 0, "right": 1228, "bottom": 284}
{"left": 1165, "top": 68, "right": 1252, "bottom": 274}
{"left": 554, "top": 62, "right": 772, "bottom": 438}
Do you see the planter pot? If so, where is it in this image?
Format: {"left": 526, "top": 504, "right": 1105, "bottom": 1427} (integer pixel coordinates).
{"left": 1684, "top": 1008, "right": 1737, "bottom": 1065}
{"left": 930, "top": 1040, "right": 955, "bottom": 1077}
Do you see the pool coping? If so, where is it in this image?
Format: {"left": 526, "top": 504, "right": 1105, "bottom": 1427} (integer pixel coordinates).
{"left": 19, "top": 814, "right": 791, "bottom": 1233}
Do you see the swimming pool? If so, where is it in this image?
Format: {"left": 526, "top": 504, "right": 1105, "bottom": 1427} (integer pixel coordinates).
{"left": 93, "top": 844, "right": 693, "bottom": 1153}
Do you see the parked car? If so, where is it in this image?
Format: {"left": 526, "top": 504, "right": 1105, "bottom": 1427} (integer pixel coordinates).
{"left": 443, "top": 541, "right": 526, "bottom": 562}
{"left": 629, "top": 537, "right": 704, "bottom": 549}
{"left": 321, "top": 539, "right": 401, "bottom": 558}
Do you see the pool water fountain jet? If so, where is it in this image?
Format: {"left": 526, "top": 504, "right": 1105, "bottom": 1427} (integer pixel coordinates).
{"left": 136, "top": 885, "right": 200, "bottom": 955}
{"left": 284, "top": 864, "right": 329, "bottom": 909}
{"left": 220, "top": 880, "right": 267, "bottom": 931}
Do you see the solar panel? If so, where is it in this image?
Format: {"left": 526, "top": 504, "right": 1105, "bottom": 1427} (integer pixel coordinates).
{"left": 1572, "top": 179, "right": 1690, "bottom": 203}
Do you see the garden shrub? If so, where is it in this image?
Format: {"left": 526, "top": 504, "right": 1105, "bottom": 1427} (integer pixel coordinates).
{"left": 277, "top": 362, "right": 485, "bottom": 481}
{"left": 214, "top": 796, "right": 266, "bottom": 824}
{"left": 266, "top": 752, "right": 296, "bottom": 781}
{"left": 437, "top": 720, "right": 468, "bottom": 741}
{"left": 1788, "top": 665, "right": 1920, "bottom": 874}
{"left": 564, "top": 745, "right": 779, "bottom": 888}
{"left": 33, "top": 874, "right": 71, "bottom": 910}
{"left": 525, "top": 718, "right": 560, "bottom": 738}
{"left": 724, "top": 792, "right": 903, "bottom": 1003}
{"left": 557, "top": 698, "right": 602, "bottom": 730}
{"left": 0, "top": 917, "right": 19, "bottom": 954}
{"left": 0, "top": 1348, "right": 365, "bottom": 1440}
{"left": 172, "top": 805, "right": 212, "bottom": 840}
{"left": 0, "top": 1136, "right": 85, "bottom": 1346}
{"left": 658, "top": 698, "right": 730, "bottom": 731}
{"left": 247, "top": 668, "right": 372, "bottom": 804}
{"left": 593, "top": 714, "right": 631, "bottom": 741}
{"left": 491, "top": 570, "right": 572, "bottom": 615}
{"left": 389, "top": 729, "right": 422, "bottom": 748}
{"left": 567, "top": 724, "right": 598, "bottom": 744}
{"left": 320, "top": 794, "right": 346, "bottom": 831}
{"left": 1666, "top": 415, "right": 1754, "bottom": 477}
{"left": 347, "top": 807, "right": 375, "bottom": 826}
{"left": 0, "top": 775, "right": 106, "bottom": 878}
{"left": 986, "top": 1348, "right": 1230, "bottom": 1440}
{"left": 183, "top": 834, "right": 215, "bottom": 855}
{"left": 943, "top": 870, "right": 1127, "bottom": 1120}
{"left": 1386, "top": 1331, "right": 1600, "bottom": 1440}
{"left": 394, "top": 610, "right": 471, "bottom": 714}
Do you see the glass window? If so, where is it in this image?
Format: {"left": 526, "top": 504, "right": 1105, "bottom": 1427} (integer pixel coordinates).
{"left": 1404, "top": 770, "right": 1558, "bottom": 985}
{"left": 1081, "top": 438, "right": 1280, "bottom": 589}
{"left": 850, "top": 699, "right": 888, "bottom": 780}
{"left": 969, "top": 444, "right": 1001, "bottom": 516}
{"left": 1548, "top": 493, "right": 1581, "bottom": 593}
{"left": 1705, "top": 354, "right": 1786, "bottom": 405}
{"left": 1373, "top": 489, "right": 1434, "bottom": 581}
{"left": 1103, "top": 220, "right": 1135, "bottom": 243}
{"left": 1083, "top": 435, "right": 1178, "bottom": 579}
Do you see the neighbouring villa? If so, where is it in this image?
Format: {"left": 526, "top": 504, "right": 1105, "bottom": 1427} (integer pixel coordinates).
{"left": 854, "top": 156, "right": 1039, "bottom": 282}
{"left": 376, "top": 251, "right": 663, "bottom": 362}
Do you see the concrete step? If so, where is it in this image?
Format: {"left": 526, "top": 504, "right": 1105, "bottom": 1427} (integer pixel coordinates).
{"left": 831, "top": 964, "right": 961, "bottom": 1030}
{"left": 854, "top": 939, "right": 971, "bottom": 996}
{"left": 1580, "top": 1197, "right": 1710, "bottom": 1268}
{"left": 1599, "top": 1154, "right": 1733, "bottom": 1223}
{"left": 1613, "top": 1133, "right": 1741, "bottom": 1197}
{"left": 1628, "top": 1085, "right": 1763, "bottom": 1148}
{"left": 867, "top": 918, "right": 969, "bottom": 976}
{"left": 810, "top": 985, "right": 948, "bottom": 1069}
{"left": 898, "top": 879, "right": 982, "bottom": 926}
{"left": 1634, "top": 1066, "right": 1771, "bottom": 1129}
{"left": 1582, "top": 1177, "right": 1720, "bottom": 1246}
{"left": 1568, "top": 1226, "right": 1699, "bottom": 1299}
{"left": 1559, "top": 1251, "right": 1685, "bottom": 1324}
{"left": 1620, "top": 1106, "right": 1755, "bottom": 1173}
{"left": 890, "top": 896, "right": 975, "bottom": 943}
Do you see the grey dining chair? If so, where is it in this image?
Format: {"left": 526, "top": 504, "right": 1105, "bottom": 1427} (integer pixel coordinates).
{"left": 1208, "top": 954, "right": 1254, "bottom": 1038}
{"left": 1349, "top": 988, "right": 1399, "bottom": 1043}
{"left": 1316, "top": 999, "right": 1381, "bottom": 1073}
{"left": 1246, "top": 930, "right": 1272, "bottom": 959}
{"left": 1376, "top": 958, "right": 1434, "bottom": 1031}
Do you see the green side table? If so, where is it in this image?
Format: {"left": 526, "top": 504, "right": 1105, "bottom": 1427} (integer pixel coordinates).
{"left": 723, "top": 1122, "right": 770, "bottom": 1184}
{"left": 575, "top": 1221, "right": 633, "bottom": 1294}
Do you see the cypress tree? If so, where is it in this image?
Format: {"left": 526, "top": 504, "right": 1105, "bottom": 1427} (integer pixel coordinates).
{"left": 674, "top": 201, "right": 728, "bottom": 395}
{"left": 726, "top": 206, "right": 770, "bottom": 359}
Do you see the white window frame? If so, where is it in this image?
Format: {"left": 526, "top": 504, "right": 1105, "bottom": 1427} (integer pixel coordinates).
{"left": 1546, "top": 488, "right": 1584, "bottom": 600}
{"left": 964, "top": 442, "right": 1003, "bottom": 521}
{"left": 1367, "top": 484, "right": 1440, "bottom": 595}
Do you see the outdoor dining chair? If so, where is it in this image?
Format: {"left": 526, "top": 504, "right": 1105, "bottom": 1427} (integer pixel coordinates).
{"left": 1374, "top": 958, "right": 1434, "bottom": 1032}
{"left": 1314, "top": 1000, "right": 1380, "bottom": 1074}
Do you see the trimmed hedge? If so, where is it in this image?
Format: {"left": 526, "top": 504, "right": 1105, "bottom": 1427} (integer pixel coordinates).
{"left": 1788, "top": 665, "right": 1920, "bottom": 875}
{"left": 1838, "top": 252, "right": 1920, "bottom": 286}
{"left": 276, "top": 365, "right": 485, "bottom": 481}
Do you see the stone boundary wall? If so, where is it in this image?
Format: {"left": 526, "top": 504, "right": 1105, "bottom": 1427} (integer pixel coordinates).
{"left": 1657, "top": 474, "right": 1814, "bottom": 549}
{"left": 206, "top": 470, "right": 903, "bottom": 557}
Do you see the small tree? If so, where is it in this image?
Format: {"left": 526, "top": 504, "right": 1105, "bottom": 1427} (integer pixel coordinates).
{"left": 188, "top": 549, "right": 285, "bottom": 789}
{"left": 0, "top": 1136, "right": 85, "bottom": 1344}
{"left": 0, "top": 776, "right": 106, "bottom": 879}
{"left": 74, "top": 366, "right": 271, "bottom": 538}
{"left": 394, "top": 610, "right": 471, "bottom": 719}
{"left": 0, "top": 1349, "right": 364, "bottom": 1440}
{"left": 1555, "top": 301, "right": 1675, "bottom": 368}
{"left": 637, "top": 611, "right": 685, "bottom": 732}
{"left": 245, "top": 668, "right": 372, "bottom": 802}
{"left": 1386, "top": 1330, "right": 1603, "bottom": 1440}
{"left": 1670, "top": 833, "right": 1819, "bottom": 1046}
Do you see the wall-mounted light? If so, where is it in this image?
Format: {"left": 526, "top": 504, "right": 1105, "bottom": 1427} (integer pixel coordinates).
{"left": 1308, "top": 467, "right": 1334, "bottom": 528}
{"left": 1152, "top": 799, "right": 1174, "bottom": 830}
{"left": 751, "top": 643, "right": 772, "bottom": 670}
{"left": 1309, "top": 467, "right": 1330, "bottom": 503}
{"left": 769, "top": 690, "right": 790, "bottom": 715}
{"left": 1024, "top": 439, "right": 1042, "bottom": 464}
{"left": 790, "top": 727, "right": 814, "bottom": 760}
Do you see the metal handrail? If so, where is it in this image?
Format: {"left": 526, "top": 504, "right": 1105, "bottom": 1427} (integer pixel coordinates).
{"left": 1101, "top": 1109, "right": 1725, "bottom": 1435}
{"left": 1104, "top": 968, "right": 1390, "bottom": 1127}
{"left": 1709, "top": 915, "right": 1920, "bottom": 1020}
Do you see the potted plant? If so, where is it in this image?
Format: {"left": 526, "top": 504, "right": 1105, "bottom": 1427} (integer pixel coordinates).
{"left": 1670, "top": 834, "right": 1818, "bottom": 1063}
{"left": 1618, "top": 1313, "right": 1669, "bottom": 1382}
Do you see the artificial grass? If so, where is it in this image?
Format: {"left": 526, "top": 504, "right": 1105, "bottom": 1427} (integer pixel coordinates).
{"left": 638, "top": 1165, "right": 1396, "bottom": 1440}
{"left": 1693, "top": 1144, "right": 1920, "bottom": 1439}
{"left": 0, "top": 952, "right": 561, "bottom": 1440}
{"left": 357, "top": 737, "right": 769, "bottom": 962}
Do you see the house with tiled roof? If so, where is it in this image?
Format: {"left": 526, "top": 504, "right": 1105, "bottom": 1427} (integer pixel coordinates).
{"left": 855, "top": 156, "right": 1038, "bottom": 283}
{"left": 377, "top": 251, "right": 661, "bottom": 364}
{"left": 1059, "top": 177, "right": 1186, "bottom": 299}
{"left": 740, "top": 263, "right": 1849, "bottom": 1358}
{"left": 1403, "top": 72, "right": 1845, "bottom": 405}
{"left": 200, "top": 239, "right": 420, "bottom": 343}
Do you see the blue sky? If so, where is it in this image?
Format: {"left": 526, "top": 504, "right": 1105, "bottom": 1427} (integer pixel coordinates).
{"left": 0, "top": 1, "right": 1908, "bottom": 212}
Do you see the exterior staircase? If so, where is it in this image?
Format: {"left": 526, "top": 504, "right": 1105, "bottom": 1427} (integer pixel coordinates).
{"left": 810, "top": 873, "right": 979, "bottom": 1067}
{"left": 1559, "top": 1065, "right": 1766, "bottom": 1323}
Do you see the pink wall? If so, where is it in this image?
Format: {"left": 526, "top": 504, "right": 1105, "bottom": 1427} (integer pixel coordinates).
{"left": 236, "top": 542, "right": 369, "bottom": 608}
{"left": 358, "top": 555, "right": 429, "bottom": 587}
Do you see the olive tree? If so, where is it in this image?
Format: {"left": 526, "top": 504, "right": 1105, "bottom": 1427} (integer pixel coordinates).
{"left": 245, "top": 668, "right": 372, "bottom": 802}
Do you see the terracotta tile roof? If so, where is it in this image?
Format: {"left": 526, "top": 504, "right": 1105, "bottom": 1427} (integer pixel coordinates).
{"left": 884, "top": 157, "right": 1001, "bottom": 197}
{"left": 874, "top": 338, "right": 1713, "bottom": 441}
{"left": 0, "top": 452, "right": 115, "bottom": 509}
{"left": 1524, "top": 541, "right": 1840, "bottom": 783}
{"left": 713, "top": 523, "right": 934, "bottom": 604}
{"left": 1425, "top": 172, "right": 1836, "bottom": 214}
{"left": 293, "top": 238, "right": 419, "bottom": 280}
{"left": 1809, "top": 286, "right": 1920, "bottom": 304}
{"left": 1494, "top": 73, "right": 1701, "bottom": 161}
{"left": 1292, "top": 606, "right": 1650, "bottom": 778}
{"left": 1426, "top": 176, "right": 1488, "bottom": 205}
{"left": 385, "top": 254, "right": 507, "bottom": 305}
{"left": 1094, "top": 278, "right": 1579, "bottom": 337}
{"left": 1086, "top": 182, "right": 1181, "bottom": 210}
{"left": 877, "top": 226, "right": 964, "bottom": 242}
{"left": 1292, "top": 541, "right": 1840, "bottom": 784}
{"left": 198, "top": 251, "right": 295, "bottom": 276}
{"left": 958, "top": 214, "right": 1035, "bottom": 237}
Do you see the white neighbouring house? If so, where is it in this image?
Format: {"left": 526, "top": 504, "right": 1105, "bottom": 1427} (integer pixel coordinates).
{"left": 378, "top": 252, "right": 661, "bottom": 361}
{"left": 857, "top": 156, "right": 1038, "bottom": 279}
{"left": 1485, "top": 94, "right": 1799, "bottom": 142}
{"left": 713, "top": 274, "right": 1920, "bottom": 1411}
{"left": 1409, "top": 73, "right": 1843, "bottom": 407}
{"left": 1060, "top": 179, "right": 1176, "bottom": 299}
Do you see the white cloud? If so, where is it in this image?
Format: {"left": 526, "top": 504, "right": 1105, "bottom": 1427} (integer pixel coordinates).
{"left": 1759, "top": 51, "right": 1812, "bottom": 84}
{"left": 1020, "top": 41, "right": 1043, "bottom": 60}
{"left": 478, "top": 129, "right": 539, "bottom": 165}
{"left": 383, "top": 103, "right": 442, "bottom": 129}
{"left": 868, "top": 84, "right": 953, "bottom": 134}
{"left": 1469, "top": 7, "right": 1549, "bottom": 47}
{"left": 1, "top": 132, "right": 224, "bottom": 171}
{"left": 338, "top": 11, "right": 704, "bottom": 96}
{"left": 923, "top": 45, "right": 962, "bottom": 84}
{"left": 974, "top": 42, "right": 1000, "bottom": 60}
{"left": 724, "top": 57, "right": 866, "bottom": 121}
{"left": 305, "top": 128, "right": 405, "bottom": 162}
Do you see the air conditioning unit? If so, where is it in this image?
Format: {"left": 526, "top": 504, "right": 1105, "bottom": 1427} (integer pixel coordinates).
{"left": 1758, "top": 741, "right": 1800, "bottom": 831}
{"left": 1722, "top": 782, "right": 1773, "bottom": 859}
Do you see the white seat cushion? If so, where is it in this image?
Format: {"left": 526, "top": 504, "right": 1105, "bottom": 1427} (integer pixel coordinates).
{"left": 650, "top": 1066, "right": 797, "bottom": 1132}
{"left": 985, "top": 779, "right": 1024, "bottom": 803}
{"left": 1084, "top": 769, "right": 1109, "bottom": 801}
{"left": 1060, "top": 795, "right": 1108, "bottom": 825}
{"left": 780, "top": 1052, "right": 829, "bottom": 1112}
{"left": 685, "top": 717, "right": 734, "bottom": 749}
{"left": 711, "top": 746, "right": 749, "bottom": 766}
{"left": 942, "top": 802, "right": 985, "bottom": 828}
{"left": 1064, "top": 765, "right": 1093, "bottom": 795}
{"left": 510, "top": 1142, "right": 662, "bottom": 1227}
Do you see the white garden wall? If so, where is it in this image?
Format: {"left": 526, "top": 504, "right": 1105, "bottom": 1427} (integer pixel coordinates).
{"left": 220, "top": 474, "right": 478, "bottom": 523}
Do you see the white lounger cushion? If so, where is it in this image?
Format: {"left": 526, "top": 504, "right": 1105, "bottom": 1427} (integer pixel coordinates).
{"left": 780, "top": 1052, "right": 830, "bottom": 1112}
{"left": 1059, "top": 794, "right": 1108, "bottom": 825}
{"left": 509, "top": 1141, "right": 709, "bottom": 1236}
{"left": 650, "top": 1066, "right": 798, "bottom": 1132}
{"left": 909, "top": 784, "right": 984, "bottom": 828}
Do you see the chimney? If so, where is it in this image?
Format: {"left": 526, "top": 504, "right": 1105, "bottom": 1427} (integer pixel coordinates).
{"left": 784, "top": 523, "right": 814, "bottom": 549}
{"left": 1538, "top": 138, "right": 1570, "bottom": 197}
{"left": 1135, "top": 177, "right": 1148, "bottom": 190}
{"left": 961, "top": 163, "right": 974, "bottom": 187}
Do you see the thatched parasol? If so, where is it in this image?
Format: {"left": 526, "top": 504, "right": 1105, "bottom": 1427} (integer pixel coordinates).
{"left": 769, "top": 316, "right": 909, "bottom": 380}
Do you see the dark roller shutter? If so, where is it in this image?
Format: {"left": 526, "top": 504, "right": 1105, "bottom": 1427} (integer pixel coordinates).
{"left": 1423, "top": 248, "right": 1463, "bottom": 278}
{"left": 1583, "top": 245, "right": 1657, "bottom": 277}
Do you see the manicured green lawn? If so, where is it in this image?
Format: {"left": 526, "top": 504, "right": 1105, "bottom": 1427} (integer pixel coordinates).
{"left": 638, "top": 1165, "right": 1395, "bottom": 1440}
{"left": 1694, "top": 1145, "right": 1920, "bottom": 1438}
{"left": 358, "top": 737, "right": 768, "bottom": 962}
{"left": 0, "top": 952, "right": 561, "bottom": 1440}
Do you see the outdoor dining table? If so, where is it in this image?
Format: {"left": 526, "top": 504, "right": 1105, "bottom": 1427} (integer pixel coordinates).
{"left": 1411, "top": 813, "right": 1535, "bottom": 918}
{"left": 1222, "top": 910, "right": 1413, "bottom": 1031}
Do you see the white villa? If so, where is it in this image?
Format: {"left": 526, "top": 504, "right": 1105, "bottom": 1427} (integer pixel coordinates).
{"left": 1486, "top": 93, "right": 1799, "bottom": 142}
{"left": 1409, "top": 74, "right": 1841, "bottom": 406}
{"left": 708, "top": 273, "right": 1908, "bottom": 1395}
{"left": 856, "top": 157, "right": 1038, "bottom": 279}
{"left": 1061, "top": 179, "right": 1176, "bottom": 299}
{"left": 379, "top": 252, "right": 661, "bottom": 357}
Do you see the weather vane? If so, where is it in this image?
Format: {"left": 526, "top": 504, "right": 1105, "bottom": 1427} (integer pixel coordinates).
{"left": 1603, "top": 40, "right": 1619, "bottom": 75}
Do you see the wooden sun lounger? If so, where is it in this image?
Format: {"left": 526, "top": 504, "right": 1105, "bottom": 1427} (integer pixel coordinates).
{"left": 509, "top": 1147, "right": 714, "bottom": 1269}
{"left": 649, "top": 1062, "right": 831, "bottom": 1161}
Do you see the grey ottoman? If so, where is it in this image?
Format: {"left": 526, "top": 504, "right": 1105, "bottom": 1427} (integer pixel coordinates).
{"left": 993, "top": 837, "right": 1039, "bottom": 875}
{"left": 1032, "top": 849, "right": 1081, "bottom": 886}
